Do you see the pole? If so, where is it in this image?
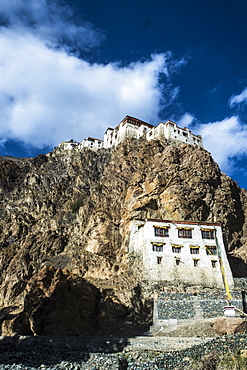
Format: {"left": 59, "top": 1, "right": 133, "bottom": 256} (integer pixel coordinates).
{"left": 214, "top": 227, "right": 232, "bottom": 302}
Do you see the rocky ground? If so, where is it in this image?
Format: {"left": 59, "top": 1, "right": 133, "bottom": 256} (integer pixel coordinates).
{"left": 0, "top": 334, "right": 247, "bottom": 369}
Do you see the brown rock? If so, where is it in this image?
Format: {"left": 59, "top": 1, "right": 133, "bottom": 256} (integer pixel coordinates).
{"left": 0, "top": 138, "right": 247, "bottom": 335}
{"left": 211, "top": 317, "right": 247, "bottom": 335}
{"left": 0, "top": 266, "right": 152, "bottom": 336}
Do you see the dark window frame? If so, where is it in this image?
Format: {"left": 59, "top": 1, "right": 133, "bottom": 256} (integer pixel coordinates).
{"left": 157, "top": 257, "right": 162, "bottom": 264}
{"left": 206, "top": 246, "right": 217, "bottom": 255}
{"left": 154, "top": 227, "right": 169, "bottom": 237}
{"left": 201, "top": 230, "right": 215, "bottom": 239}
{"left": 172, "top": 246, "right": 182, "bottom": 253}
{"left": 152, "top": 244, "right": 164, "bottom": 252}
{"left": 178, "top": 228, "right": 192, "bottom": 239}
{"left": 190, "top": 247, "right": 200, "bottom": 254}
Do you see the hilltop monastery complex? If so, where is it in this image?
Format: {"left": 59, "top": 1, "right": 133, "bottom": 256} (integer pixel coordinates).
{"left": 59, "top": 115, "right": 234, "bottom": 292}
{"left": 59, "top": 115, "right": 204, "bottom": 151}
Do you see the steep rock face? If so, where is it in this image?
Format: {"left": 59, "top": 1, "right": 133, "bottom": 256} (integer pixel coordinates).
{"left": 1, "top": 266, "right": 151, "bottom": 336}
{"left": 0, "top": 138, "right": 247, "bottom": 335}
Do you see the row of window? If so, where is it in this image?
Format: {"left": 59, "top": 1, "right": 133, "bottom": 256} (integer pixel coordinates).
{"left": 152, "top": 244, "right": 217, "bottom": 255}
{"left": 156, "top": 256, "right": 217, "bottom": 268}
{"left": 154, "top": 227, "right": 215, "bottom": 239}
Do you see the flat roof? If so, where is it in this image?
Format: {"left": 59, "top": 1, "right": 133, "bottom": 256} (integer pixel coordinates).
{"left": 142, "top": 218, "right": 222, "bottom": 227}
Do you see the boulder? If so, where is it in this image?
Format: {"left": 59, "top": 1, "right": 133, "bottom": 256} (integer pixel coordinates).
{"left": 211, "top": 317, "right": 247, "bottom": 335}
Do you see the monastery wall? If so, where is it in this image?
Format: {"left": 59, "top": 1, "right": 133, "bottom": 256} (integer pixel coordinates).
{"left": 129, "top": 219, "right": 234, "bottom": 289}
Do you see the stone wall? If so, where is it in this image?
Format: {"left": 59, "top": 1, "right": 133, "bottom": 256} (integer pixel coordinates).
{"left": 157, "top": 290, "right": 243, "bottom": 320}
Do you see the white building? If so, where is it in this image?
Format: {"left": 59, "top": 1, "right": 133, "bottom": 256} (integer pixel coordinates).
{"left": 58, "top": 116, "right": 203, "bottom": 152}
{"left": 79, "top": 137, "right": 103, "bottom": 151}
{"left": 129, "top": 219, "right": 234, "bottom": 289}
{"left": 103, "top": 116, "right": 203, "bottom": 149}
{"left": 104, "top": 116, "right": 154, "bottom": 148}
{"left": 58, "top": 140, "right": 79, "bottom": 150}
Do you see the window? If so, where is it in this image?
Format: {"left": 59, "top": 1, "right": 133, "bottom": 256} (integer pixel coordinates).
{"left": 190, "top": 247, "right": 199, "bottom": 254}
{"left": 175, "top": 259, "right": 180, "bottom": 265}
{"left": 193, "top": 259, "right": 199, "bottom": 267}
{"left": 172, "top": 245, "right": 182, "bottom": 253}
{"left": 157, "top": 257, "right": 162, "bottom": 264}
{"left": 183, "top": 132, "right": 188, "bottom": 137}
{"left": 154, "top": 226, "right": 169, "bottom": 237}
{"left": 152, "top": 243, "right": 163, "bottom": 252}
{"left": 211, "top": 260, "right": 217, "bottom": 268}
{"left": 206, "top": 246, "right": 217, "bottom": 255}
{"left": 201, "top": 229, "right": 215, "bottom": 239}
{"left": 178, "top": 228, "right": 192, "bottom": 239}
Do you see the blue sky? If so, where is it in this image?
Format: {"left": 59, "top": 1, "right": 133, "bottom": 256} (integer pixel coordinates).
{"left": 0, "top": 0, "right": 247, "bottom": 188}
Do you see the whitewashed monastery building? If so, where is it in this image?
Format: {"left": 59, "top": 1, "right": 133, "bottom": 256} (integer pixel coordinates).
{"left": 129, "top": 219, "right": 234, "bottom": 289}
{"left": 59, "top": 115, "right": 203, "bottom": 151}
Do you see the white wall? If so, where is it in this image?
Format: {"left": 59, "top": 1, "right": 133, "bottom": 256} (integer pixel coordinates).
{"left": 58, "top": 141, "right": 78, "bottom": 150}
{"left": 103, "top": 119, "right": 204, "bottom": 149}
{"left": 129, "top": 219, "right": 233, "bottom": 289}
{"left": 79, "top": 138, "right": 103, "bottom": 151}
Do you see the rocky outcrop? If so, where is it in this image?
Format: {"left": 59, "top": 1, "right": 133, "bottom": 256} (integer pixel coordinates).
{"left": 0, "top": 137, "right": 247, "bottom": 335}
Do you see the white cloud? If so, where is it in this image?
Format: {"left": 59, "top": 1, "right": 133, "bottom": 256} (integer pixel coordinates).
{"left": 178, "top": 113, "right": 195, "bottom": 127}
{"left": 0, "top": 0, "right": 182, "bottom": 149}
{"left": 0, "top": 28, "right": 175, "bottom": 147}
{"left": 196, "top": 116, "right": 247, "bottom": 173}
{"left": 229, "top": 88, "right": 247, "bottom": 107}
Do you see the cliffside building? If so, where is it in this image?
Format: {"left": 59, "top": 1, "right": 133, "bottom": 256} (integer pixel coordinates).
{"left": 129, "top": 219, "right": 234, "bottom": 290}
{"left": 71, "top": 115, "right": 203, "bottom": 151}
{"left": 104, "top": 116, "right": 203, "bottom": 149}
{"left": 78, "top": 137, "right": 103, "bottom": 150}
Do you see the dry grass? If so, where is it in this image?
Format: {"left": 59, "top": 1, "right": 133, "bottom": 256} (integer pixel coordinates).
{"left": 188, "top": 349, "right": 247, "bottom": 370}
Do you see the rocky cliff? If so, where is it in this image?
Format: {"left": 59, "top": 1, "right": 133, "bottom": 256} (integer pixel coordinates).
{"left": 0, "top": 137, "right": 247, "bottom": 335}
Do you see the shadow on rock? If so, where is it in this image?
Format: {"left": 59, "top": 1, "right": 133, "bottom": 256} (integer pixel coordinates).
{"left": 0, "top": 267, "right": 152, "bottom": 338}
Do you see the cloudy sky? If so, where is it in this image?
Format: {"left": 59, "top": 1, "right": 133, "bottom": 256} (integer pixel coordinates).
{"left": 0, "top": 0, "right": 247, "bottom": 188}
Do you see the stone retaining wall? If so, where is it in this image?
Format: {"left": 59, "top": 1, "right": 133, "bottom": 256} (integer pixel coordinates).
{"left": 157, "top": 290, "right": 243, "bottom": 320}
